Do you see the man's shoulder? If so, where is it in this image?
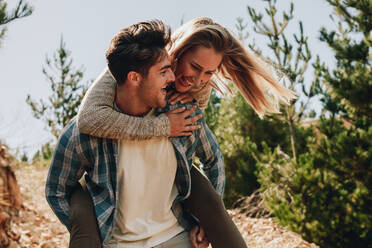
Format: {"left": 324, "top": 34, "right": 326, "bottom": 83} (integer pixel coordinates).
{"left": 57, "top": 117, "right": 78, "bottom": 146}
{"left": 57, "top": 117, "right": 102, "bottom": 148}
{"left": 55, "top": 117, "right": 114, "bottom": 164}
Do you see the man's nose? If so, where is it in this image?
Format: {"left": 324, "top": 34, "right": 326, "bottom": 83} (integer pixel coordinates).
{"left": 168, "top": 71, "right": 175, "bottom": 82}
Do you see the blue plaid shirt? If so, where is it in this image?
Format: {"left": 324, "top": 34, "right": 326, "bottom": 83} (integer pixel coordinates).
{"left": 45, "top": 101, "right": 225, "bottom": 247}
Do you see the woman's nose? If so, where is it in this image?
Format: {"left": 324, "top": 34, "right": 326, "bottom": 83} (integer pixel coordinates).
{"left": 192, "top": 73, "right": 203, "bottom": 86}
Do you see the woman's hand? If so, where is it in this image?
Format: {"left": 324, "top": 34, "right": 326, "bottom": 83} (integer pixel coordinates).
{"left": 168, "top": 91, "right": 195, "bottom": 105}
{"left": 189, "top": 226, "right": 209, "bottom": 248}
{"left": 165, "top": 106, "right": 202, "bottom": 137}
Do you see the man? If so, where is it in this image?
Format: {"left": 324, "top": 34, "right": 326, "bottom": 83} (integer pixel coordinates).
{"left": 46, "top": 20, "right": 224, "bottom": 248}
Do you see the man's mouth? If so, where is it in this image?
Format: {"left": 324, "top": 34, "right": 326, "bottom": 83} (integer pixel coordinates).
{"left": 161, "top": 85, "right": 167, "bottom": 95}
{"left": 161, "top": 82, "right": 172, "bottom": 95}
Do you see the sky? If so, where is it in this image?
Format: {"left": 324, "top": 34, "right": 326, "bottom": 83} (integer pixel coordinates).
{"left": 0, "top": 0, "right": 335, "bottom": 157}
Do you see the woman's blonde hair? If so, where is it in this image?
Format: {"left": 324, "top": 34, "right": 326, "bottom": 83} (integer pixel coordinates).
{"left": 168, "top": 17, "right": 296, "bottom": 117}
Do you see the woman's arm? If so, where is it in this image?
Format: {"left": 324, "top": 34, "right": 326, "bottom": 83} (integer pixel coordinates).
{"left": 189, "top": 84, "right": 212, "bottom": 111}
{"left": 77, "top": 68, "right": 204, "bottom": 140}
{"left": 168, "top": 84, "right": 212, "bottom": 111}
{"left": 77, "top": 68, "right": 170, "bottom": 140}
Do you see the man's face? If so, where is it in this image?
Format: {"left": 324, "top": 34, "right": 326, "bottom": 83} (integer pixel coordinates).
{"left": 138, "top": 52, "right": 175, "bottom": 109}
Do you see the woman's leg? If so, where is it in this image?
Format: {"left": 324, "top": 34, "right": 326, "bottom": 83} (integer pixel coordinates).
{"left": 184, "top": 166, "right": 247, "bottom": 248}
{"left": 153, "top": 231, "right": 192, "bottom": 248}
{"left": 69, "top": 183, "right": 101, "bottom": 248}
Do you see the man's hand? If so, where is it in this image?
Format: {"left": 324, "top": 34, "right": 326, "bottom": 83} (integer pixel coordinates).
{"left": 189, "top": 226, "right": 209, "bottom": 248}
{"left": 166, "top": 106, "right": 202, "bottom": 137}
{"left": 168, "top": 92, "right": 195, "bottom": 105}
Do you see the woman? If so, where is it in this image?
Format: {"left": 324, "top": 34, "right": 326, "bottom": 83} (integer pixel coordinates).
{"left": 75, "top": 17, "right": 295, "bottom": 247}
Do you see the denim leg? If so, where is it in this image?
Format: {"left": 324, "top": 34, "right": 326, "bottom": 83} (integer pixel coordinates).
{"left": 152, "top": 231, "right": 192, "bottom": 248}
{"left": 183, "top": 166, "right": 248, "bottom": 248}
{"left": 69, "top": 184, "right": 101, "bottom": 248}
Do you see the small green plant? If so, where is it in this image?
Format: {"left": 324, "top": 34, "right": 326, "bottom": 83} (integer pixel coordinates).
{"left": 32, "top": 142, "right": 55, "bottom": 167}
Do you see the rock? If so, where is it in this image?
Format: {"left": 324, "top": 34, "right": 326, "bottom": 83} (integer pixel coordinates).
{"left": 8, "top": 240, "right": 18, "bottom": 248}
{"left": 41, "top": 241, "right": 57, "bottom": 248}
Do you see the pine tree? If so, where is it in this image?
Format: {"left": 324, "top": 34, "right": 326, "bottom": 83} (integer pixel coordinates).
{"left": 239, "top": 0, "right": 319, "bottom": 162}
{"left": 257, "top": 1, "right": 372, "bottom": 247}
{"left": 0, "top": 0, "right": 32, "bottom": 47}
{"left": 214, "top": 86, "right": 288, "bottom": 206}
{"left": 26, "top": 37, "right": 89, "bottom": 139}
{"left": 204, "top": 90, "right": 221, "bottom": 134}
{"left": 214, "top": 0, "right": 316, "bottom": 206}
{"left": 312, "top": 0, "right": 372, "bottom": 245}
{"left": 317, "top": 0, "right": 372, "bottom": 123}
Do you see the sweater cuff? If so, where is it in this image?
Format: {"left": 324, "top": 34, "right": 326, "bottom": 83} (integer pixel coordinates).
{"left": 154, "top": 113, "right": 171, "bottom": 136}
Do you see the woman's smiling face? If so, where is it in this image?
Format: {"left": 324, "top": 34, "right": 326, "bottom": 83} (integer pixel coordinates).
{"left": 174, "top": 45, "right": 223, "bottom": 93}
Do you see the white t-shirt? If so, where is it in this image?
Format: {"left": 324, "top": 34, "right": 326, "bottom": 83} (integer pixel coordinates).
{"left": 109, "top": 111, "right": 184, "bottom": 248}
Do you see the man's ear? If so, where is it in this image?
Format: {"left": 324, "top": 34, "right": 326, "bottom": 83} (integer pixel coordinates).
{"left": 127, "top": 71, "right": 142, "bottom": 84}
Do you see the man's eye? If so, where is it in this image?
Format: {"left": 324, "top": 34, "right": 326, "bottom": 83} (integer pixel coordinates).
{"left": 191, "top": 64, "right": 199, "bottom": 70}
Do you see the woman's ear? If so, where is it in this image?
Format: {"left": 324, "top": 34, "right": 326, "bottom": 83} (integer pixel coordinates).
{"left": 127, "top": 71, "right": 142, "bottom": 84}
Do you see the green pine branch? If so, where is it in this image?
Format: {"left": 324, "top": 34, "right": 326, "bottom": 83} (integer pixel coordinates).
{"left": 26, "top": 36, "right": 89, "bottom": 138}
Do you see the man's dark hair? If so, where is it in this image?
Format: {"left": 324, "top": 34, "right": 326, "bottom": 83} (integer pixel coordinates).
{"left": 106, "top": 20, "right": 172, "bottom": 84}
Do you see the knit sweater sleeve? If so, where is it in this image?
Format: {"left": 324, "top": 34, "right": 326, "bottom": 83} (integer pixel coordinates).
{"left": 76, "top": 68, "right": 170, "bottom": 140}
{"left": 188, "top": 84, "right": 212, "bottom": 111}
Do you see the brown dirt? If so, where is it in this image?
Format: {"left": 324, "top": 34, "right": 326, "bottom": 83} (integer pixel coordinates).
{"left": 13, "top": 166, "right": 68, "bottom": 248}
{"left": 229, "top": 210, "right": 318, "bottom": 248}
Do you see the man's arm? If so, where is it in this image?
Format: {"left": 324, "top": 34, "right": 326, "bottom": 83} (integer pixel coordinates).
{"left": 45, "top": 121, "right": 85, "bottom": 229}
{"left": 77, "top": 68, "right": 200, "bottom": 139}
{"left": 193, "top": 108, "right": 225, "bottom": 196}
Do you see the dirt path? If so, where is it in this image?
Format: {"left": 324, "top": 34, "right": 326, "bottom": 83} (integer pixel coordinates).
{"left": 12, "top": 165, "right": 318, "bottom": 248}
{"left": 230, "top": 211, "right": 318, "bottom": 248}
{"left": 13, "top": 166, "right": 69, "bottom": 248}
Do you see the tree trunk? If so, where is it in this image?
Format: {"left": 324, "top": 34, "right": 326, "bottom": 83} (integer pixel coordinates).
{"left": 285, "top": 107, "right": 297, "bottom": 163}
{"left": 288, "top": 119, "right": 297, "bottom": 163}
{"left": 0, "top": 145, "right": 22, "bottom": 247}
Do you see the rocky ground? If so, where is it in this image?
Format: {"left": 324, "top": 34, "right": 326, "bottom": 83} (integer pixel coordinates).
{"left": 11, "top": 165, "right": 318, "bottom": 248}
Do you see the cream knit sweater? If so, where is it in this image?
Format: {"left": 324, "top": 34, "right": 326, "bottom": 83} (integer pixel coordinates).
{"left": 76, "top": 68, "right": 212, "bottom": 140}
